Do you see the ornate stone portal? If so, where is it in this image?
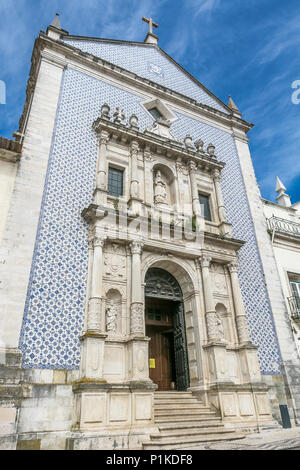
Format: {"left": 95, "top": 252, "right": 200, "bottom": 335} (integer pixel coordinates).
{"left": 70, "top": 110, "right": 274, "bottom": 448}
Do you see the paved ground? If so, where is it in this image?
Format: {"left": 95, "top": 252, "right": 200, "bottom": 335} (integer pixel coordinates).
{"left": 178, "top": 427, "right": 300, "bottom": 450}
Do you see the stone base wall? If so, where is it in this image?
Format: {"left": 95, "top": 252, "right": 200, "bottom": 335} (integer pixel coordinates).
{"left": 66, "top": 428, "right": 156, "bottom": 450}
{"left": 0, "top": 367, "right": 293, "bottom": 450}
{"left": 263, "top": 374, "right": 297, "bottom": 427}
{"left": 194, "top": 382, "right": 277, "bottom": 432}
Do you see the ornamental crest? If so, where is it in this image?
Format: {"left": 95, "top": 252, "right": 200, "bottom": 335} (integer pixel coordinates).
{"left": 104, "top": 243, "right": 126, "bottom": 278}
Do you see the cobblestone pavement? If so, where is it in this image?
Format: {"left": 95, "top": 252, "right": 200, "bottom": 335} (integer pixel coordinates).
{"left": 177, "top": 427, "right": 300, "bottom": 450}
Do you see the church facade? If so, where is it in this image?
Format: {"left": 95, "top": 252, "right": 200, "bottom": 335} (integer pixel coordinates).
{"left": 0, "top": 15, "right": 300, "bottom": 450}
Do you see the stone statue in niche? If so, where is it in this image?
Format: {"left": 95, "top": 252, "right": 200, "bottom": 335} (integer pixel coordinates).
{"left": 154, "top": 169, "right": 167, "bottom": 204}
{"left": 106, "top": 300, "right": 118, "bottom": 333}
{"left": 216, "top": 311, "right": 225, "bottom": 341}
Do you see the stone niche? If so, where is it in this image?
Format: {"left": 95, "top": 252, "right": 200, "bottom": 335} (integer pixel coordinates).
{"left": 105, "top": 289, "right": 122, "bottom": 335}
{"left": 152, "top": 163, "right": 177, "bottom": 222}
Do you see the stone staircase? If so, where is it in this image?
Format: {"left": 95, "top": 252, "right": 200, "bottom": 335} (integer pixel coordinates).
{"left": 142, "top": 391, "right": 246, "bottom": 450}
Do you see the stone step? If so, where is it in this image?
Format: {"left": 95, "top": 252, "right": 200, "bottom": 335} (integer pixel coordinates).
{"left": 151, "top": 427, "right": 237, "bottom": 439}
{"left": 149, "top": 390, "right": 237, "bottom": 449}
{"left": 155, "top": 416, "right": 221, "bottom": 424}
{"left": 154, "top": 397, "right": 203, "bottom": 403}
{"left": 142, "top": 433, "right": 246, "bottom": 450}
{"left": 154, "top": 401, "right": 203, "bottom": 407}
{"left": 157, "top": 421, "right": 223, "bottom": 431}
{"left": 154, "top": 392, "right": 194, "bottom": 400}
{"left": 154, "top": 409, "right": 216, "bottom": 417}
{"left": 154, "top": 403, "right": 210, "bottom": 410}
{"left": 155, "top": 390, "right": 193, "bottom": 393}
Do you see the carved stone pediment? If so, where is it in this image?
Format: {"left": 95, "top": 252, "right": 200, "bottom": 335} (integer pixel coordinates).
{"left": 145, "top": 267, "right": 182, "bottom": 300}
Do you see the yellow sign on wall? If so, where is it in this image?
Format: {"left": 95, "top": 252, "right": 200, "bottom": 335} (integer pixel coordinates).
{"left": 149, "top": 358, "right": 155, "bottom": 368}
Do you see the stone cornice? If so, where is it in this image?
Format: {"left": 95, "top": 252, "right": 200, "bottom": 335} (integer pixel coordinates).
{"left": 0, "top": 137, "right": 22, "bottom": 162}
{"left": 93, "top": 117, "right": 225, "bottom": 173}
{"left": 14, "top": 36, "right": 44, "bottom": 142}
{"left": 82, "top": 203, "right": 245, "bottom": 257}
{"left": 17, "top": 31, "right": 253, "bottom": 140}
{"left": 271, "top": 231, "right": 300, "bottom": 246}
{"left": 262, "top": 198, "right": 297, "bottom": 213}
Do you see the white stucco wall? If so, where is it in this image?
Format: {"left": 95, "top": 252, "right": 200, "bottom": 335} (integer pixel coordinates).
{"left": 0, "top": 158, "right": 18, "bottom": 246}
{"left": 0, "top": 54, "right": 64, "bottom": 349}
{"left": 263, "top": 200, "right": 300, "bottom": 358}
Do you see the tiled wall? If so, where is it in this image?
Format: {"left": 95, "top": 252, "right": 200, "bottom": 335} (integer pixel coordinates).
{"left": 19, "top": 63, "right": 281, "bottom": 374}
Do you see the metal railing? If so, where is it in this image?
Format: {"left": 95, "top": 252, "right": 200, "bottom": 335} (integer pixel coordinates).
{"left": 288, "top": 295, "right": 300, "bottom": 320}
{"left": 267, "top": 216, "right": 300, "bottom": 238}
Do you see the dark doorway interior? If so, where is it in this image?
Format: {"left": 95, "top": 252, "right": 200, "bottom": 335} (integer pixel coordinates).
{"left": 145, "top": 267, "right": 190, "bottom": 391}
{"left": 145, "top": 297, "right": 188, "bottom": 391}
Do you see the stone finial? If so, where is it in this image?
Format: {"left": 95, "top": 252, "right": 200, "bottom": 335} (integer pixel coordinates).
{"left": 113, "top": 108, "right": 126, "bottom": 124}
{"left": 194, "top": 139, "right": 204, "bottom": 152}
{"left": 228, "top": 95, "right": 242, "bottom": 117}
{"left": 101, "top": 103, "right": 111, "bottom": 120}
{"left": 275, "top": 176, "right": 291, "bottom": 207}
{"left": 207, "top": 143, "right": 216, "bottom": 157}
{"left": 129, "top": 114, "right": 139, "bottom": 130}
{"left": 276, "top": 176, "right": 286, "bottom": 193}
{"left": 51, "top": 13, "right": 61, "bottom": 30}
{"left": 184, "top": 135, "right": 193, "bottom": 149}
{"left": 47, "top": 12, "right": 69, "bottom": 38}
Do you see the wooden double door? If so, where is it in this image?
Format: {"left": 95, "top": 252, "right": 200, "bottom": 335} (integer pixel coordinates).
{"left": 145, "top": 268, "right": 190, "bottom": 391}
{"left": 145, "top": 299, "right": 176, "bottom": 391}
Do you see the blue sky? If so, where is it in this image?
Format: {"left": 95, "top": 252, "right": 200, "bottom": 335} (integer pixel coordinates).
{"left": 0, "top": 0, "right": 299, "bottom": 202}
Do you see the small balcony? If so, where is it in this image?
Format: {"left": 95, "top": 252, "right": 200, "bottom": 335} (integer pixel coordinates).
{"left": 288, "top": 295, "right": 300, "bottom": 321}
{"left": 267, "top": 216, "right": 300, "bottom": 239}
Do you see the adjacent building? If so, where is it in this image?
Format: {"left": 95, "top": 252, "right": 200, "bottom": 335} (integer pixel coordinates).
{"left": 263, "top": 178, "right": 300, "bottom": 389}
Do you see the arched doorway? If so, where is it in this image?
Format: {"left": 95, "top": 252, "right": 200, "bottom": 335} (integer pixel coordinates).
{"left": 145, "top": 268, "right": 190, "bottom": 391}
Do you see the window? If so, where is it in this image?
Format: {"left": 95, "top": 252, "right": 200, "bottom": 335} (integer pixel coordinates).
{"left": 199, "top": 194, "right": 212, "bottom": 221}
{"left": 288, "top": 274, "right": 300, "bottom": 318}
{"left": 108, "top": 167, "right": 123, "bottom": 197}
{"left": 290, "top": 279, "right": 300, "bottom": 298}
{"left": 148, "top": 107, "right": 163, "bottom": 120}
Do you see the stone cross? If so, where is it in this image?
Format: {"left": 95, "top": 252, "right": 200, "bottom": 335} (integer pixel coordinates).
{"left": 142, "top": 17, "right": 158, "bottom": 34}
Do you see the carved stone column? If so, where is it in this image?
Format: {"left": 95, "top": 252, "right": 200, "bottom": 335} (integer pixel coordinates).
{"left": 130, "top": 240, "right": 144, "bottom": 336}
{"left": 130, "top": 140, "right": 140, "bottom": 199}
{"left": 212, "top": 169, "right": 226, "bottom": 223}
{"left": 227, "top": 262, "right": 263, "bottom": 384}
{"left": 143, "top": 146, "right": 153, "bottom": 206}
{"left": 78, "top": 230, "right": 107, "bottom": 382}
{"left": 212, "top": 169, "right": 232, "bottom": 236}
{"left": 201, "top": 256, "right": 229, "bottom": 385}
{"left": 228, "top": 261, "right": 251, "bottom": 344}
{"left": 127, "top": 239, "right": 152, "bottom": 386}
{"left": 94, "top": 129, "right": 110, "bottom": 205}
{"left": 129, "top": 140, "right": 142, "bottom": 214}
{"left": 83, "top": 232, "right": 94, "bottom": 331}
{"left": 188, "top": 161, "right": 201, "bottom": 220}
{"left": 87, "top": 231, "right": 107, "bottom": 332}
{"left": 200, "top": 256, "right": 222, "bottom": 342}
